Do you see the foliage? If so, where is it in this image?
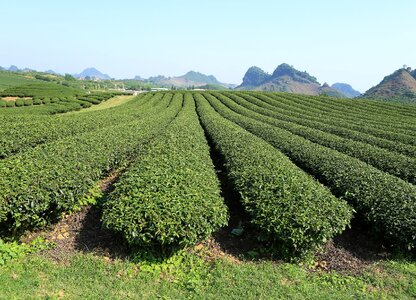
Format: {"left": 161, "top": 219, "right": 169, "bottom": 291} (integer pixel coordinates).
{"left": 240, "top": 66, "right": 270, "bottom": 87}
{"left": 225, "top": 92, "right": 416, "bottom": 183}
{"left": 0, "top": 70, "right": 36, "bottom": 91}
{"left": 0, "top": 93, "right": 160, "bottom": 159}
{"left": 0, "top": 93, "right": 180, "bottom": 233}
{"left": 0, "top": 237, "right": 52, "bottom": 265}
{"left": 0, "top": 252, "right": 415, "bottom": 299}
{"left": 102, "top": 93, "right": 228, "bottom": 250}
{"left": 196, "top": 93, "right": 352, "bottom": 258}
{"left": 64, "top": 73, "right": 76, "bottom": 81}
{"left": 271, "top": 63, "right": 319, "bottom": 84}
{"left": 206, "top": 92, "right": 416, "bottom": 251}
{"left": 0, "top": 81, "right": 129, "bottom": 113}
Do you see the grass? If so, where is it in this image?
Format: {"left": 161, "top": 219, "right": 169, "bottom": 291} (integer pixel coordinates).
{"left": 69, "top": 95, "right": 136, "bottom": 114}
{"left": 0, "top": 248, "right": 415, "bottom": 299}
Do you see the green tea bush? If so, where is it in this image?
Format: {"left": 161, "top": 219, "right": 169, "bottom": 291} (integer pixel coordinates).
{"left": 33, "top": 98, "right": 42, "bottom": 105}
{"left": 0, "top": 93, "right": 181, "bottom": 232}
{"left": 223, "top": 93, "right": 416, "bottom": 183}
{"left": 207, "top": 92, "right": 416, "bottom": 251}
{"left": 196, "top": 93, "right": 352, "bottom": 258}
{"left": 15, "top": 99, "right": 24, "bottom": 107}
{"left": 23, "top": 99, "right": 33, "bottom": 106}
{"left": 103, "top": 93, "right": 228, "bottom": 250}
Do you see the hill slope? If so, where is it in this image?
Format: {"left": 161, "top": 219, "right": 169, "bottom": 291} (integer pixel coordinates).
{"left": 362, "top": 68, "right": 416, "bottom": 102}
{"left": 331, "top": 83, "right": 361, "bottom": 98}
{"left": 410, "top": 69, "right": 416, "bottom": 79}
{"left": 141, "top": 71, "right": 233, "bottom": 88}
{"left": 74, "top": 68, "right": 111, "bottom": 80}
{"left": 236, "top": 64, "right": 344, "bottom": 97}
{"left": 0, "top": 71, "right": 38, "bottom": 91}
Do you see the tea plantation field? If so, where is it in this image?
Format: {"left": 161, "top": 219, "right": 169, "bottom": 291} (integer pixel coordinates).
{"left": 0, "top": 91, "right": 415, "bottom": 299}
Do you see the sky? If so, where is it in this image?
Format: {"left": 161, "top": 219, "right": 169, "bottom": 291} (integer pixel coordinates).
{"left": 0, "top": 0, "right": 415, "bottom": 92}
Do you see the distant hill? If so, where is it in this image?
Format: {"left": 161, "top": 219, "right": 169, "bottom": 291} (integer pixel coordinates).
{"left": 74, "top": 68, "right": 111, "bottom": 80}
{"left": 45, "top": 69, "right": 59, "bottom": 75}
{"left": 8, "top": 65, "right": 19, "bottom": 72}
{"left": 239, "top": 66, "right": 270, "bottom": 89}
{"left": 362, "top": 68, "right": 416, "bottom": 102}
{"left": 139, "top": 71, "right": 233, "bottom": 89}
{"left": 236, "top": 64, "right": 344, "bottom": 97}
{"left": 411, "top": 69, "right": 416, "bottom": 79}
{"left": 331, "top": 83, "right": 361, "bottom": 98}
{"left": 178, "top": 71, "right": 220, "bottom": 85}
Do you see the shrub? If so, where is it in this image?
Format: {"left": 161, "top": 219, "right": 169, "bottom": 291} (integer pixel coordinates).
{"left": 102, "top": 93, "right": 228, "bottom": 250}
{"left": 195, "top": 93, "right": 352, "bottom": 258}
{"left": 0, "top": 93, "right": 181, "bottom": 233}
{"left": 207, "top": 92, "right": 416, "bottom": 251}
{"left": 15, "top": 99, "right": 24, "bottom": 107}
{"left": 23, "top": 99, "right": 33, "bottom": 106}
{"left": 33, "top": 99, "right": 42, "bottom": 105}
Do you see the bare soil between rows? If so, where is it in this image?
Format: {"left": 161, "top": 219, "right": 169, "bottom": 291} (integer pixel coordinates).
{"left": 21, "top": 203, "right": 390, "bottom": 276}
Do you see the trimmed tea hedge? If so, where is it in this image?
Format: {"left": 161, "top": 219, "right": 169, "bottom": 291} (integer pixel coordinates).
{"left": 0, "top": 93, "right": 182, "bottom": 232}
{"left": 243, "top": 92, "right": 416, "bottom": 157}
{"left": 206, "top": 92, "right": 416, "bottom": 251}
{"left": 221, "top": 93, "right": 416, "bottom": 184}
{"left": 102, "top": 93, "right": 228, "bottom": 249}
{"left": 195, "top": 93, "right": 352, "bottom": 257}
{"left": 0, "top": 93, "right": 165, "bottom": 159}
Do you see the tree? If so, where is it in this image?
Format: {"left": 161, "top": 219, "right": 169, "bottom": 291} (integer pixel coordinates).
{"left": 64, "top": 74, "right": 76, "bottom": 81}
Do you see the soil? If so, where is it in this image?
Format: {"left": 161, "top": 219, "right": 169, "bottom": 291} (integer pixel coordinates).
{"left": 196, "top": 113, "right": 390, "bottom": 275}
{"left": 21, "top": 194, "right": 390, "bottom": 275}
{"left": 2, "top": 97, "right": 32, "bottom": 102}
{"left": 209, "top": 221, "right": 390, "bottom": 275}
{"left": 19, "top": 159, "right": 390, "bottom": 275}
{"left": 313, "top": 223, "right": 390, "bottom": 275}
{"left": 21, "top": 170, "right": 128, "bottom": 263}
{"left": 22, "top": 206, "right": 128, "bottom": 263}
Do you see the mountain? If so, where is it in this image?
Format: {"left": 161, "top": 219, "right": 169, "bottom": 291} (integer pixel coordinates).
{"left": 362, "top": 68, "right": 416, "bottom": 102}
{"left": 240, "top": 66, "right": 270, "bottom": 88}
{"left": 411, "top": 69, "right": 416, "bottom": 79}
{"left": 45, "top": 69, "right": 59, "bottom": 75}
{"left": 8, "top": 65, "right": 19, "bottom": 72}
{"left": 331, "top": 83, "right": 361, "bottom": 98}
{"left": 22, "top": 68, "right": 34, "bottom": 73}
{"left": 177, "top": 71, "right": 220, "bottom": 85}
{"left": 74, "top": 68, "right": 111, "bottom": 80}
{"left": 236, "top": 63, "right": 344, "bottom": 97}
{"left": 140, "top": 71, "right": 233, "bottom": 89}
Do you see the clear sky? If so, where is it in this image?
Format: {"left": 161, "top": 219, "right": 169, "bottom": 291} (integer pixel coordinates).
{"left": 1, "top": 0, "right": 415, "bottom": 91}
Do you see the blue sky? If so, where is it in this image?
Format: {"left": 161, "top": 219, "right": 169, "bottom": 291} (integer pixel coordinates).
{"left": 0, "top": 0, "right": 415, "bottom": 91}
